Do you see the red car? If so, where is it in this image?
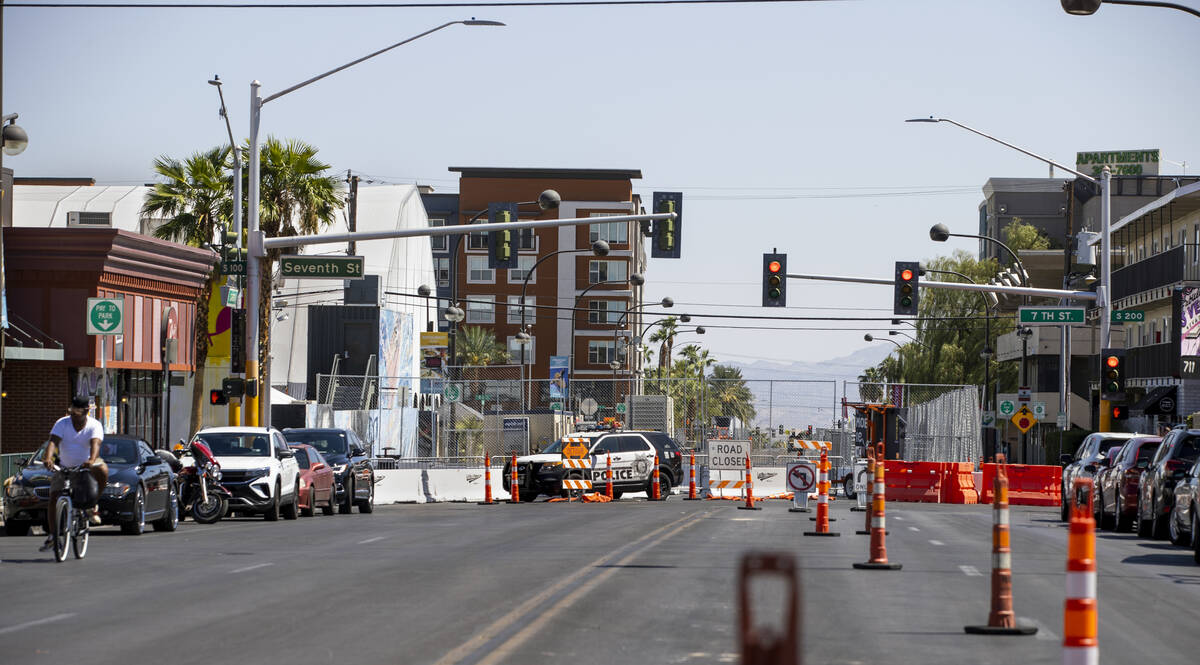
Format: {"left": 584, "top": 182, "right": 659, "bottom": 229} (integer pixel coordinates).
{"left": 289, "top": 444, "right": 335, "bottom": 516}
{"left": 1097, "top": 436, "right": 1161, "bottom": 531}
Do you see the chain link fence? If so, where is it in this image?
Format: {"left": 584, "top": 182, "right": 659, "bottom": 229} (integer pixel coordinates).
{"left": 843, "top": 382, "right": 981, "bottom": 463}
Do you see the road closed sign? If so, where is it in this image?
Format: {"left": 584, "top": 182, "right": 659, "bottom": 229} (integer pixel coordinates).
{"left": 707, "top": 440, "right": 749, "bottom": 470}
{"left": 786, "top": 461, "right": 816, "bottom": 493}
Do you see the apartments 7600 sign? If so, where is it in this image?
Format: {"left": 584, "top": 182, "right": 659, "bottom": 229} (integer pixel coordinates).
{"left": 279, "top": 255, "right": 364, "bottom": 280}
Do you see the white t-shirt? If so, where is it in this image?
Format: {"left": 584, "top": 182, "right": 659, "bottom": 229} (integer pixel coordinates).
{"left": 50, "top": 416, "right": 105, "bottom": 467}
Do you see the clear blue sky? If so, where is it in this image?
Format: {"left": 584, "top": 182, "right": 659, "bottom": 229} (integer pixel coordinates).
{"left": 6, "top": 0, "right": 1199, "bottom": 368}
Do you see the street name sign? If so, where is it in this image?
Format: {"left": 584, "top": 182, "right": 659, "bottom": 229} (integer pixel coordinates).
{"left": 86, "top": 298, "right": 123, "bottom": 335}
{"left": 220, "top": 259, "right": 247, "bottom": 276}
{"left": 1112, "top": 310, "right": 1145, "bottom": 323}
{"left": 1018, "top": 306, "right": 1085, "bottom": 325}
{"left": 279, "top": 255, "right": 365, "bottom": 280}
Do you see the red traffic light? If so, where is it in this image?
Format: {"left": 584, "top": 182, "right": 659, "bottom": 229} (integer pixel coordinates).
{"left": 900, "top": 269, "right": 914, "bottom": 281}
{"left": 768, "top": 260, "right": 782, "bottom": 274}
{"left": 1105, "top": 355, "right": 1120, "bottom": 368}
{"left": 1111, "top": 405, "right": 1128, "bottom": 420}
{"left": 209, "top": 389, "right": 227, "bottom": 406}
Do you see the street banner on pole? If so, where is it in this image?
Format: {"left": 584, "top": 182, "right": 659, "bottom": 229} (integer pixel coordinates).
{"left": 549, "top": 355, "right": 570, "bottom": 401}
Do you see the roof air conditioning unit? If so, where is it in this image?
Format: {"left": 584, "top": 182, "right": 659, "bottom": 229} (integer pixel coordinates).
{"left": 67, "top": 211, "right": 112, "bottom": 228}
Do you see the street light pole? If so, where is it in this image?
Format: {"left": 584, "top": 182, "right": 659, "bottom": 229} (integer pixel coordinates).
{"left": 209, "top": 75, "right": 243, "bottom": 426}
{"left": 245, "top": 19, "right": 503, "bottom": 427}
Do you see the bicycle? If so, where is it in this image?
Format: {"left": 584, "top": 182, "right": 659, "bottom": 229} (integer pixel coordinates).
{"left": 49, "top": 465, "right": 93, "bottom": 562}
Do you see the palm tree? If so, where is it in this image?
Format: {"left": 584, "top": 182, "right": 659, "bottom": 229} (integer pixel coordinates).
{"left": 142, "top": 147, "right": 231, "bottom": 438}
{"left": 708, "top": 365, "right": 757, "bottom": 425}
{"left": 454, "top": 326, "right": 510, "bottom": 366}
{"left": 249, "top": 137, "right": 344, "bottom": 401}
{"left": 648, "top": 317, "right": 680, "bottom": 372}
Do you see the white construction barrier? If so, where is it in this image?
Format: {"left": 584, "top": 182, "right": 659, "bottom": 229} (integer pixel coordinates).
{"left": 374, "top": 469, "right": 511, "bottom": 504}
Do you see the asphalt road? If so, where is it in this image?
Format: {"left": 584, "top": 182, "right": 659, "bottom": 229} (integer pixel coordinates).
{"left": 1, "top": 497, "right": 1198, "bottom": 664}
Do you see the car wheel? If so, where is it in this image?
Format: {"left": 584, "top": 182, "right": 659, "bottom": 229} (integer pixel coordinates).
{"left": 300, "top": 486, "right": 314, "bottom": 517}
{"left": 658, "top": 471, "right": 673, "bottom": 499}
{"left": 1093, "top": 488, "right": 1105, "bottom": 528}
{"left": 843, "top": 476, "right": 856, "bottom": 501}
{"left": 265, "top": 482, "right": 281, "bottom": 521}
{"left": 153, "top": 485, "right": 179, "bottom": 532}
{"left": 1169, "top": 507, "right": 1187, "bottom": 545}
{"left": 283, "top": 483, "right": 300, "bottom": 520}
{"left": 1192, "top": 510, "right": 1200, "bottom": 565}
{"left": 1116, "top": 496, "right": 1132, "bottom": 532}
{"left": 1153, "top": 501, "right": 1170, "bottom": 540}
{"left": 321, "top": 488, "right": 335, "bottom": 516}
{"left": 1060, "top": 482, "right": 1071, "bottom": 521}
{"left": 1136, "top": 497, "right": 1153, "bottom": 537}
{"left": 357, "top": 476, "right": 374, "bottom": 513}
{"left": 121, "top": 485, "right": 146, "bottom": 535}
{"left": 611, "top": 490, "right": 623, "bottom": 500}
{"left": 4, "top": 520, "right": 31, "bottom": 537}
{"left": 339, "top": 480, "right": 354, "bottom": 514}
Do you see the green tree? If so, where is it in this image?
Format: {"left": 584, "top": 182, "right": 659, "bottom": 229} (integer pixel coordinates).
{"left": 1004, "top": 217, "right": 1051, "bottom": 251}
{"left": 142, "top": 147, "right": 231, "bottom": 437}
{"left": 454, "top": 326, "right": 510, "bottom": 366}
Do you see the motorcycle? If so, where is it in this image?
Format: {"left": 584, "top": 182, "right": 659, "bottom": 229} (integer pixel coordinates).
{"left": 173, "top": 439, "right": 230, "bottom": 524}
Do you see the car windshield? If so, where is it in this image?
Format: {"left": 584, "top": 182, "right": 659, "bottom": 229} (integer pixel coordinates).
{"left": 1137, "top": 441, "right": 1161, "bottom": 462}
{"left": 99, "top": 439, "right": 139, "bottom": 464}
{"left": 1098, "top": 439, "right": 1127, "bottom": 456}
{"left": 541, "top": 440, "right": 566, "bottom": 454}
{"left": 285, "top": 431, "right": 347, "bottom": 458}
{"left": 196, "top": 433, "right": 272, "bottom": 457}
{"left": 290, "top": 447, "right": 311, "bottom": 469}
{"left": 1176, "top": 436, "right": 1200, "bottom": 464}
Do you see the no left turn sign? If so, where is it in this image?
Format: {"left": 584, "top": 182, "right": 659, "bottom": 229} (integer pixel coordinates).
{"left": 787, "top": 461, "right": 816, "bottom": 493}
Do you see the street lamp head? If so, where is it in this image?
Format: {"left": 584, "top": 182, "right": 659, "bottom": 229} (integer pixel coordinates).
{"left": 463, "top": 19, "right": 506, "bottom": 26}
{"left": 1060, "top": 0, "right": 1101, "bottom": 16}
{"left": 981, "top": 346, "right": 994, "bottom": 360}
{"left": 417, "top": 284, "right": 432, "bottom": 297}
{"left": 679, "top": 314, "right": 691, "bottom": 323}
{"left": 630, "top": 273, "right": 645, "bottom": 287}
{"left": 888, "top": 330, "right": 899, "bottom": 336}
{"left": 443, "top": 306, "right": 465, "bottom": 323}
{"left": 514, "top": 331, "right": 531, "bottom": 344}
{"left": 696, "top": 326, "right": 706, "bottom": 335}
{"left": 609, "top": 361, "right": 621, "bottom": 370}
{"left": 591, "top": 240, "right": 610, "bottom": 256}
{"left": 537, "top": 189, "right": 561, "bottom": 211}
{"left": 905, "top": 117, "right": 940, "bottom": 123}
{"left": 659, "top": 297, "right": 674, "bottom": 308}
{"left": 864, "top": 334, "right": 875, "bottom": 342}
{"left": 929, "top": 223, "right": 951, "bottom": 242}
{"left": 2, "top": 120, "right": 29, "bottom": 157}
{"left": 207, "top": 75, "right": 222, "bottom": 87}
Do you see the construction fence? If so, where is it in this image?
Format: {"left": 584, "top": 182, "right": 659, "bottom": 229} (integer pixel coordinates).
{"left": 844, "top": 382, "right": 982, "bottom": 463}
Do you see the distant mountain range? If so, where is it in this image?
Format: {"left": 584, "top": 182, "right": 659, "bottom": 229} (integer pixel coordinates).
{"left": 718, "top": 346, "right": 893, "bottom": 431}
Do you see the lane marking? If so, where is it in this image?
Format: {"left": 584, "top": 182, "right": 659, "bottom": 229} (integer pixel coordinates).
{"left": 959, "top": 565, "right": 982, "bottom": 576}
{"left": 928, "top": 539, "right": 944, "bottom": 546}
{"left": 231, "top": 562, "right": 274, "bottom": 574}
{"left": 0, "top": 613, "right": 76, "bottom": 636}
{"left": 893, "top": 516, "right": 905, "bottom": 521}
{"left": 1019, "top": 616, "right": 1058, "bottom": 641}
{"left": 907, "top": 526, "right": 920, "bottom": 532}
{"left": 358, "top": 536, "right": 385, "bottom": 544}
{"left": 432, "top": 510, "right": 710, "bottom": 665}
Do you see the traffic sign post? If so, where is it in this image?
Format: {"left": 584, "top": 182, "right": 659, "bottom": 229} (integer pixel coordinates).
{"left": 1018, "top": 306, "right": 1085, "bottom": 326}
{"left": 787, "top": 460, "right": 816, "bottom": 513}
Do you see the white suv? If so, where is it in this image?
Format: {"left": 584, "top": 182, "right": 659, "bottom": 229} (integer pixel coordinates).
{"left": 192, "top": 427, "right": 301, "bottom": 521}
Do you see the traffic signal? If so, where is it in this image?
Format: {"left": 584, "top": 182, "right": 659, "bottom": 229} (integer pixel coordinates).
{"left": 222, "top": 377, "right": 245, "bottom": 399}
{"left": 762, "top": 253, "right": 787, "bottom": 307}
{"left": 1111, "top": 404, "right": 1129, "bottom": 421}
{"left": 487, "top": 202, "right": 518, "bottom": 270}
{"left": 894, "top": 261, "right": 920, "bottom": 316}
{"left": 651, "top": 192, "right": 683, "bottom": 259}
{"left": 1100, "top": 348, "right": 1126, "bottom": 401}
{"left": 209, "top": 389, "right": 228, "bottom": 406}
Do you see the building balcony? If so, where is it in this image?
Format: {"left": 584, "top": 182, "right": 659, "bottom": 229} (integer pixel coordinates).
{"left": 1110, "top": 244, "right": 1200, "bottom": 303}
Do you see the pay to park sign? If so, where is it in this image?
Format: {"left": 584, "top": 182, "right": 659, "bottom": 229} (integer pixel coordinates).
{"left": 86, "top": 298, "right": 123, "bottom": 335}
{"left": 707, "top": 440, "right": 750, "bottom": 470}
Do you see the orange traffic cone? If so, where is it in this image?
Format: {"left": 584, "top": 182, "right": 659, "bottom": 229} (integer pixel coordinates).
{"left": 1063, "top": 478, "right": 1098, "bottom": 665}
{"left": 804, "top": 450, "right": 839, "bottom": 537}
{"left": 477, "top": 455, "right": 500, "bottom": 506}
{"left": 508, "top": 452, "right": 521, "bottom": 504}
{"left": 853, "top": 443, "right": 900, "bottom": 570}
{"left": 605, "top": 453, "right": 614, "bottom": 500}
{"left": 738, "top": 454, "right": 761, "bottom": 511}
{"left": 964, "top": 456, "right": 1036, "bottom": 634}
{"left": 684, "top": 451, "right": 702, "bottom": 501}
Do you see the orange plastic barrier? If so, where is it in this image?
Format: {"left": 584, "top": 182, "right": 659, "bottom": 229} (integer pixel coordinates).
{"left": 980, "top": 464, "right": 1061, "bottom": 506}
{"left": 883, "top": 461, "right": 942, "bottom": 503}
{"left": 941, "top": 462, "right": 979, "bottom": 505}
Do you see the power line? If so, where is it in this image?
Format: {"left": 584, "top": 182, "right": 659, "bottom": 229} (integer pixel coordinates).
{"left": 7, "top": 0, "right": 844, "bottom": 8}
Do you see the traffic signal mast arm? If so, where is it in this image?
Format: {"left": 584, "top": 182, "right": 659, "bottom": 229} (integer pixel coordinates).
{"left": 787, "top": 272, "right": 1099, "bottom": 301}
{"left": 258, "top": 211, "right": 678, "bottom": 252}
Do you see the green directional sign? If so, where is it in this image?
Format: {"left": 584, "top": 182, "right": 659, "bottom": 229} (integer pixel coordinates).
{"left": 220, "top": 260, "right": 247, "bottom": 276}
{"left": 615, "top": 403, "right": 627, "bottom": 414}
{"left": 443, "top": 383, "right": 462, "bottom": 402}
{"left": 1018, "top": 306, "right": 1085, "bottom": 325}
{"left": 86, "top": 298, "right": 124, "bottom": 335}
{"left": 279, "top": 255, "right": 364, "bottom": 280}
{"left": 550, "top": 401, "right": 563, "bottom": 412}
{"left": 1111, "top": 310, "right": 1145, "bottom": 323}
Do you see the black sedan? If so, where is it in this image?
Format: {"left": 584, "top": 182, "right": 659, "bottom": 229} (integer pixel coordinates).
{"left": 282, "top": 428, "right": 374, "bottom": 514}
{"left": 97, "top": 436, "right": 178, "bottom": 535}
{"left": 3, "top": 446, "right": 55, "bottom": 536}
{"left": 1138, "top": 429, "right": 1200, "bottom": 539}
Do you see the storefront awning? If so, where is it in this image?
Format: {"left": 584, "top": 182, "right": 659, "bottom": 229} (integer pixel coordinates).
{"left": 1133, "top": 385, "right": 1177, "bottom": 416}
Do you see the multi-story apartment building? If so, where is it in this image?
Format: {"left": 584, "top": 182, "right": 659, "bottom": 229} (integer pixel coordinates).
{"left": 427, "top": 167, "right": 647, "bottom": 413}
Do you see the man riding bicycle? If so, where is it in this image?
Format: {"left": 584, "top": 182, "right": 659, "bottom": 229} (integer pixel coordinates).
{"left": 40, "top": 396, "right": 108, "bottom": 552}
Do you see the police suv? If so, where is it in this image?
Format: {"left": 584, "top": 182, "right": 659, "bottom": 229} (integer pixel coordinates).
{"left": 503, "top": 430, "right": 683, "bottom": 501}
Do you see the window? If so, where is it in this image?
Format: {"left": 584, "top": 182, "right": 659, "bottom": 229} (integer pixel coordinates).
{"left": 589, "top": 213, "right": 629, "bottom": 244}
{"left": 1162, "top": 316, "right": 1170, "bottom": 344}
{"left": 589, "top": 260, "right": 627, "bottom": 283}
{"left": 468, "top": 229, "right": 489, "bottom": 250}
{"left": 518, "top": 228, "right": 536, "bottom": 251}
{"left": 507, "top": 296, "right": 536, "bottom": 324}
{"left": 467, "top": 256, "right": 494, "bottom": 283}
{"left": 588, "top": 340, "right": 617, "bottom": 365}
{"left": 466, "top": 296, "right": 494, "bottom": 324}
{"left": 509, "top": 255, "right": 537, "bottom": 283}
{"left": 429, "top": 218, "right": 447, "bottom": 251}
{"left": 435, "top": 257, "right": 451, "bottom": 288}
{"left": 1194, "top": 225, "right": 1199, "bottom": 263}
{"left": 588, "top": 300, "right": 623, "bottom": 324}
{"left": 507, "top": 336, "right": 535, "bottom": 365}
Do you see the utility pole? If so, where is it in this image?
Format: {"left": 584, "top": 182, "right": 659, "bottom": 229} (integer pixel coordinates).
{"left": 346, "top": 171, "right": 359, "bottom": 256}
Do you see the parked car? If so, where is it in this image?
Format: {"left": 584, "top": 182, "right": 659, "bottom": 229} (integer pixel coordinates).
{"left": 1137, "top": 428, "right": 1200, "bottom": 539}
{"left": 289, "top": 443, "right": 335, "bottom": 517}
{"left": 1169, "top": 456, "right": 1200, "bottom": 553}
{"left": 282, "top": 428, "right": 375, "bottom": 514}
{"left": 96, "top": 435, "right": 179, "bottom": 535}
{"left": 192, "top": 427, "right": 301, "bottom": 521}
{"left": 504, "top": 430, "right": 679, "bottom": 501}
{"left": 1096, "top": 436, "right": 1161, "bottom": 531}
{"left": 3, "top": 445, "right": 55, "bottom": 536}
{"left": 1060, "top": 432, "right": 1140, "bottom": 521}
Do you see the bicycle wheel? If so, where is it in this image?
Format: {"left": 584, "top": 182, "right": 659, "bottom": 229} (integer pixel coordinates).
{"left": 72, "top": 510, "right": 89, "bottom": 559}
{"left": 53, "top": 498, "right": 70, "bottom": 563}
